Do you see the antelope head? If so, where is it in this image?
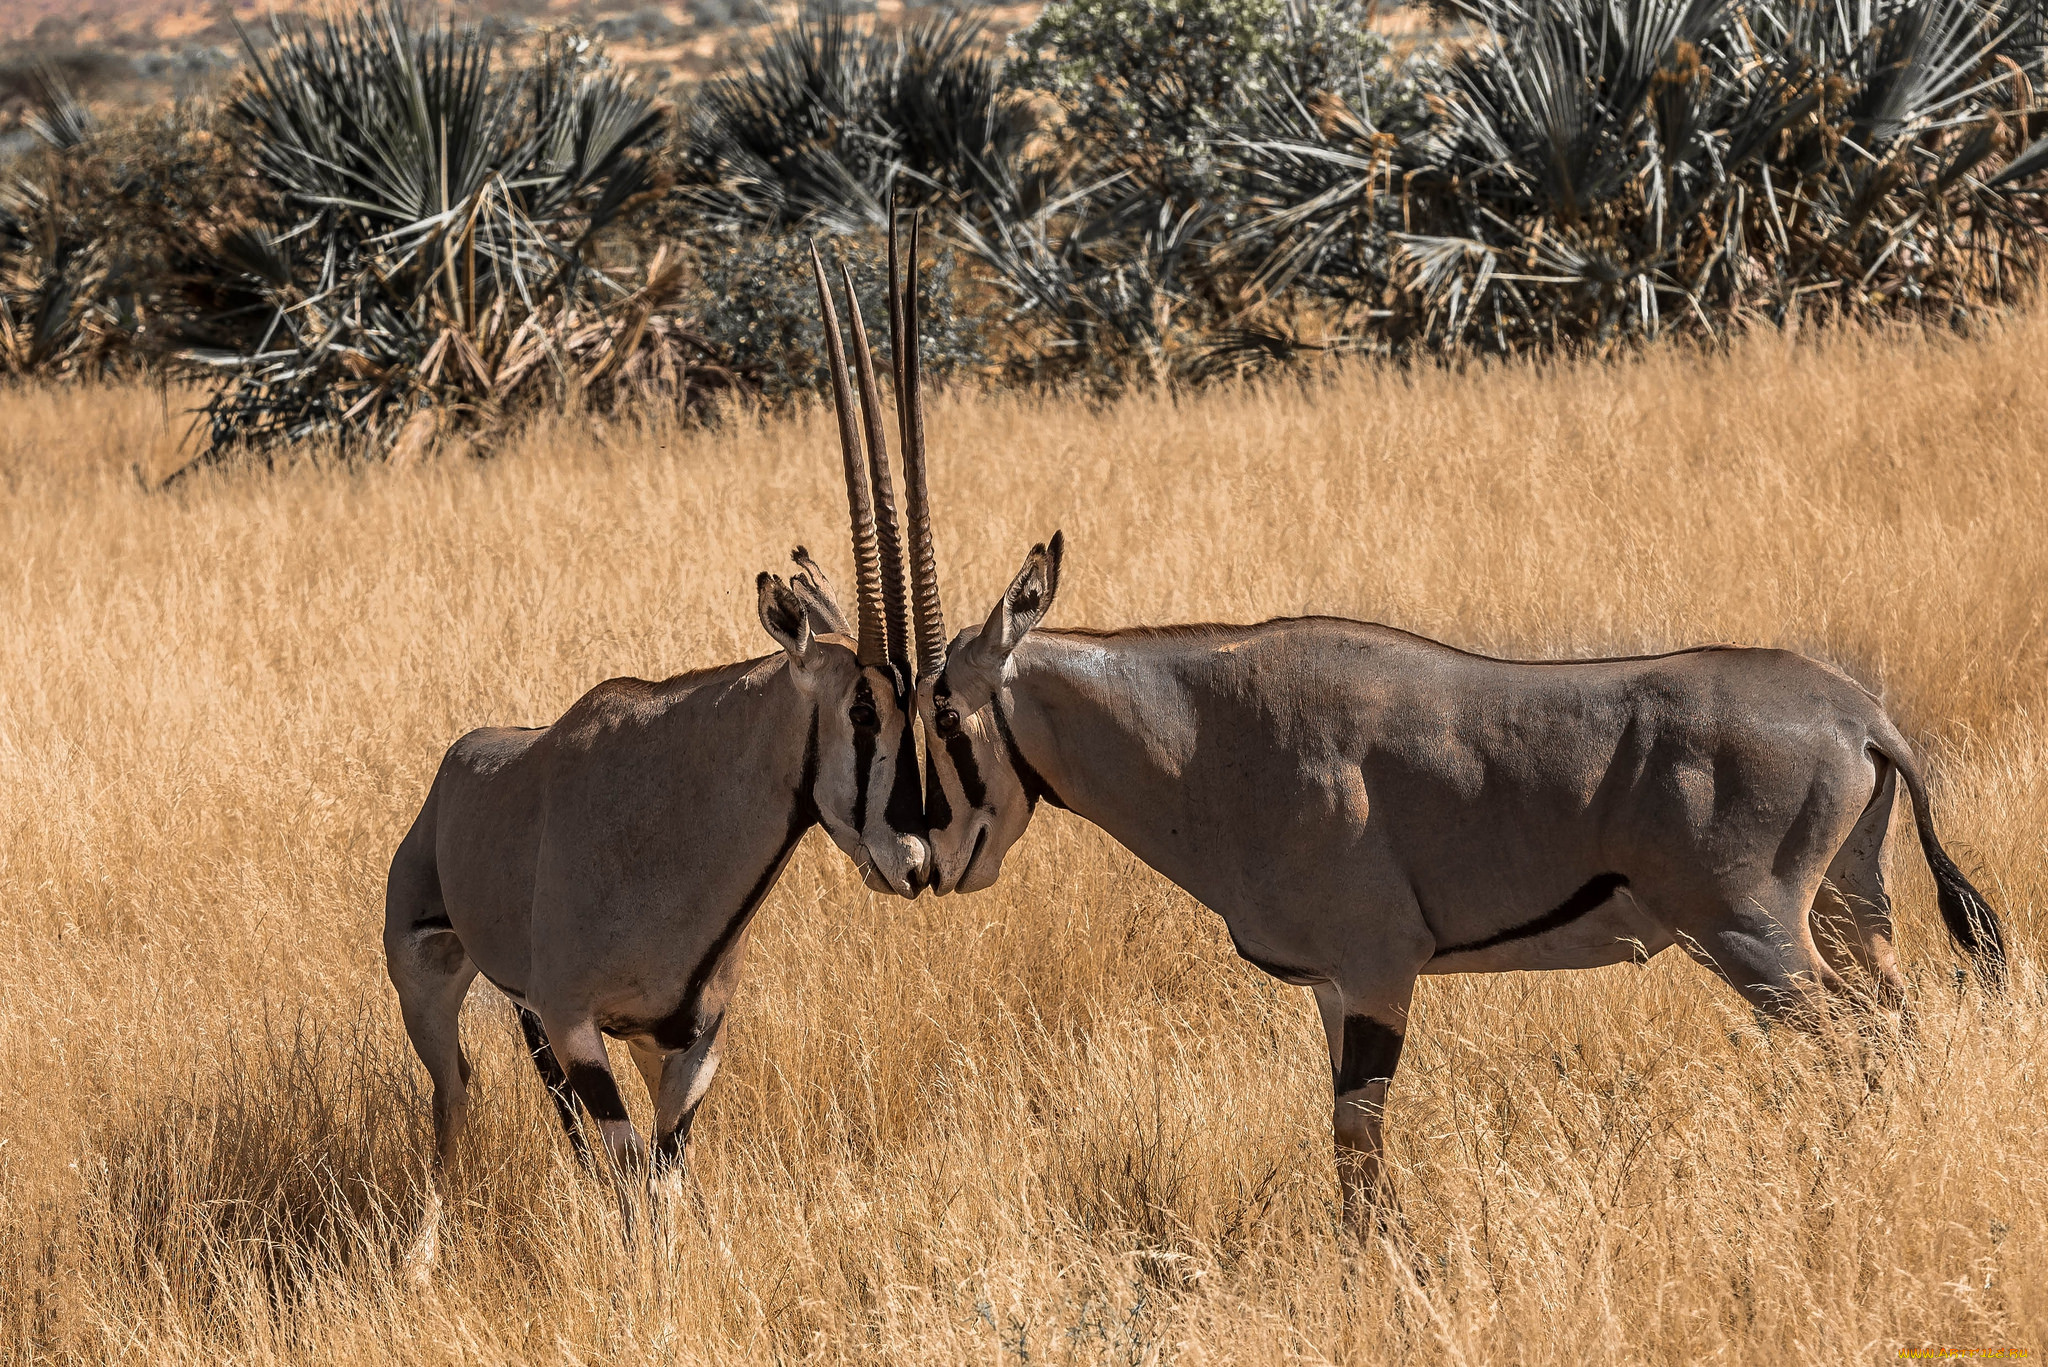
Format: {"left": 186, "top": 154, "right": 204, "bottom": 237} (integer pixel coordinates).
{"left": 766, "top": 243, "right": 934, "bottom": 897}
{"left": 860, "top": 212, "right": 1064, "bottom": 895}
{"left": 916, "top": 534, "right": 1063, "bottom": 895}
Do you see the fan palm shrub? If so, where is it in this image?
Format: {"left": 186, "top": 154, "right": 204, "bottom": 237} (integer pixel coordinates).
{"left": 1, "top": 72, "right": 246, "bottom": 381}
{"left": 965, "top": 0, "right": 1408, "bottom": 385}
{"left": 1228, "top": 0, "right": 2048, "bottom": 358}
{"left": 183, "top": 1, "right": 676, "bottom": 461}
{"left": 675, "top": 5, "right": 1029, "bottom": 231}
{"left": 688, "top": 229, "right": 985, "bottom": 403}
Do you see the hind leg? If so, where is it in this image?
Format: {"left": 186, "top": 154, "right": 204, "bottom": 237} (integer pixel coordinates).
{"left": 1668, "top": 874, "right": 1839, "bottom": 1034}
{"left": 386, "top": 917, "right": 480, "bottom": 1167}
{"left": 1810, "top": 766, "right": 1910, "bottom": 1018}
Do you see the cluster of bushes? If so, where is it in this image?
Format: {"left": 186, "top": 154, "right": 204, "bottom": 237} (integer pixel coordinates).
{"left": 5, "top": 0, "right": 2048, "bottom": 467}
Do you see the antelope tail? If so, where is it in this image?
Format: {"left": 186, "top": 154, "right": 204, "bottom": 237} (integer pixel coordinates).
{"left": 1870, "top": 733, "right": 2008, "bottom": 990}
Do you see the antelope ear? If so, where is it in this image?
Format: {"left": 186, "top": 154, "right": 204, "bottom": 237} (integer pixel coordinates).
{"left": 789, "top": 545, "right": 852, "bottom": 636}
{"left": 960, "top": 531, "right": 1063, "bottom": 681}
{"left": 757, "top": 573, "right": 816, "bottom": 674}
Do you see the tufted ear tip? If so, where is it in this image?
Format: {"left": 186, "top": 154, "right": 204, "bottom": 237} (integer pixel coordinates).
{"left": 757, "top": 573, "right": 812, "bottom": 659}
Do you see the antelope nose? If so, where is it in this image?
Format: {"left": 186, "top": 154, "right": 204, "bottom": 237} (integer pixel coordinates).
{"left": 903, "top": 835, "right": 933, "bottom": 893}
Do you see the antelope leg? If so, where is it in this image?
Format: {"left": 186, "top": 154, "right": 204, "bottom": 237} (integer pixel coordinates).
{"left": 543, "top": 1014, "right": 647, "bottom": 1181}
{"left": 651, "top": 1015, "right": 728, "bottom": 1176}
{"left": 385, "top": 917, "right": 478, "bottom": 1170}
{"left": 518, "top": 1006, "right": 595, "bottom": 1171}
{"left": 1313, "top": 976, "right": 1415, "bottom": 1238}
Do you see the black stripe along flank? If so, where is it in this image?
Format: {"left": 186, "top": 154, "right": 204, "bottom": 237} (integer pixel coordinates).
{"left": 1433, "top": 873, "right": 1631, "bottom": 957}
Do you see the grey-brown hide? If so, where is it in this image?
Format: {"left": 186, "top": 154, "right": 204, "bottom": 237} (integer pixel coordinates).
{"left": 917, "top": 541, "right": 2008, "bottom": 1232}
{"left": 383, "top": 570, "right": 927, "bottom": 1179}
{"left": 383, "top": 235, "right": 953, "bottom": 1180}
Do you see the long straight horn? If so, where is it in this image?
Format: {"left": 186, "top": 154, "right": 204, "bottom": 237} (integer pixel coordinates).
{"left": 840, "top": 262, "right": 911, "bottom": 684}
{"left": 810, "top": 243, "right": 888, "bottom": 667}
{"left": 890, "top": 206, "right": 948, "bottom": 680}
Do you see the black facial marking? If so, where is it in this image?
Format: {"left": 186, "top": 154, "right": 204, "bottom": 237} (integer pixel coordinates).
{"left": 851, "top": 695, "right": 878, "bottom": 832}
{"left": 945, "top": 728, "right": 987, "bottom": 809}
{"left": 923, "top": 745, "right": 953, "bottom": 830}
{"left": 565, "top": 1062, "right": 630, "bottom": 1125}
{"left": 797, "top": 705, "right": 821, "bottom": 824}
{"left": 1335, "top": 1015, "right": 1405, "bottom": 1093}
{"left": 516, "top": 1007, "right": 590, "bottom": 1156}
{"left": 1433, "top": 873, "right": 1630, "bottom": 957}
{"left": 883, "top": 710, "right": 925, "bottom": 837}
{"left": 849, "top": 676, "right": 880, "bottom": 731}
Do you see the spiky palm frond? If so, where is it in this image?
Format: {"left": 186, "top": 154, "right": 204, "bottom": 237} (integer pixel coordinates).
{"left": 23, "top": 63, "right": 95, "bottom": 151}
{"left": 187, "top": 0, "right": 673, "bottom": 459}
{"left": 1225, "top": 0, "right": 2048, "bottom": 358}
{"left": 678, "top": 6, "right": 1027, "bottom": 232}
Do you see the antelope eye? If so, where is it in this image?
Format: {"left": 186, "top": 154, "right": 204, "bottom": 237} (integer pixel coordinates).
{"left": 935, "top": 708, "right": 962, "bottom": 738}
{"left": 849, "top": 704, "right": 879, "bottom": 730}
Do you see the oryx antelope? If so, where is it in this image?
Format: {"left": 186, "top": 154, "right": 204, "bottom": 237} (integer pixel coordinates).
{"left": 383, "top": 249, "right": 931, "bottom": 1177}
{"left": 920, "top": 554, "right": 2009, "bottom": 1226}
{"left": 871, "top": 235, "right": 2009, "bottom": 1228}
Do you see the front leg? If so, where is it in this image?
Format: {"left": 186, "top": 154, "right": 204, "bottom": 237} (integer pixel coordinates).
{"left": 1313, "top": 976, "right": 1417, "bottom": 1237}
{"left": 651, "top": 1014, "right": 728, "bottom": 1174}
{"left": 541, "top": 1012, "right": 647, "bottom": 1182}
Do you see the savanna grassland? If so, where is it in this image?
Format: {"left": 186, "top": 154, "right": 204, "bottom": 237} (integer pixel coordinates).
{"left": 2, "top": 318, "right": 2045, "bottom": 1365}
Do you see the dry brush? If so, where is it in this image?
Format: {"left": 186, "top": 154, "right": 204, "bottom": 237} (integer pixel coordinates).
{"left": 0, "top": 315, "right": 2044, "bottom": 1363}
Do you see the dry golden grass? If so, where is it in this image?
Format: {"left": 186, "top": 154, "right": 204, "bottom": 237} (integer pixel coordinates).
{"left": 1, "top": 319, "right": 2045, "bottom": 1365}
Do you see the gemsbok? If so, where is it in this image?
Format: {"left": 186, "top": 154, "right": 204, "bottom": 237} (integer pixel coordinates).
{"left": 869, "top": 222, "right": 2010, "bottom": 1233}
{"left": 384, "top": 249, "right": 930, "bottom": 1180}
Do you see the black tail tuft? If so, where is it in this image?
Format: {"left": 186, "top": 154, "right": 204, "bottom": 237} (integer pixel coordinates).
{"left": 1925, "top": 842, "right": 2009, "bottom": 991}
{"left": 1876, "top": 736, "right": 2010, "bottom": 993}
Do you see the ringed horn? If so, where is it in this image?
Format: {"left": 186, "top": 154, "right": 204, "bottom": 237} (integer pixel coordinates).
{"left": 808, "top": 242, "right": 910, "bottom": 674}
{"left": 807, "top": 204, "right": 947, "bottom": 684}
{"left": 889, "top": 207, "right": 949, "bottom": 681}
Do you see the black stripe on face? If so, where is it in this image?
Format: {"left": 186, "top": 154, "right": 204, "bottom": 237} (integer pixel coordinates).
{"left": 929, "top": 672, "right": 987, "bottom": 814}
{"left": 923, "top": 743, "right": 953, "bottom": 831}
{"left": 945, "top": 729, "right": 987, "bottom": 810}
{"left": 851, "top": 679, "right": 877, "bottom": 832}
{"left": 1433, "top": 873, "right": 1630, "bottom": 957}
{"left": 797, "top": 705, "right": 821, "bottom": 824}
{"left": 1336, "top": 1016, "right": 1405, "bottom": 1093}
{"left": 882, "top": 700, "right": 924, "bottom": 837}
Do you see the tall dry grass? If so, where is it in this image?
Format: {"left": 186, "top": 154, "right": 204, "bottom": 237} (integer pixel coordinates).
{"left": 1, "top": 319, "right": 2044, "bottom": 1364}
